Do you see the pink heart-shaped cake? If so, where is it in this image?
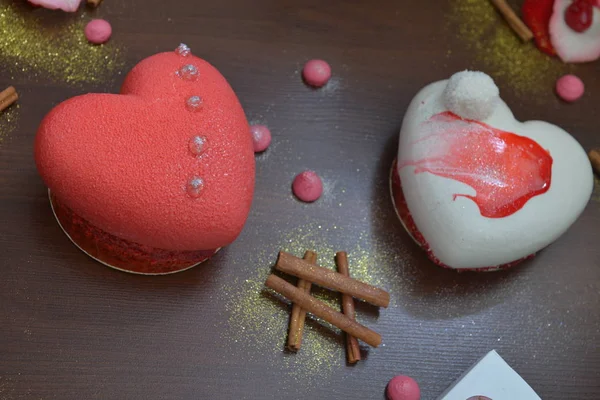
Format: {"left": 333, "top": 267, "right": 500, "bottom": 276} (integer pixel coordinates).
{"left": 391, "top": 71, "right": 593, "bottom": 271}
{"left": 35, "top": 44, "right": 255, "bottom": 274}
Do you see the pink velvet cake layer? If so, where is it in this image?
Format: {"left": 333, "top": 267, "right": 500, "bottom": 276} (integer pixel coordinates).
{"left": 51, "top": 192, "right": 217, "bottom": 274}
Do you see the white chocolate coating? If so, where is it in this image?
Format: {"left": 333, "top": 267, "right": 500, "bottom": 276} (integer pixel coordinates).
{"left": 397, "top": 75, "right": 593, "bottom": 269}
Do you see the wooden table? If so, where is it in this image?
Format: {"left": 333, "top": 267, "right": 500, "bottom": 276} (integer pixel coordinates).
{"left": 1, "top": 0, "right": 599, "bottom": 399}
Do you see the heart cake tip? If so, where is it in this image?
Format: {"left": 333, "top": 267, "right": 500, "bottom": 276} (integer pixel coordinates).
{"left": 391, "top": 70, "right": 593, "bottom": 271}
{"left": 34, "top": 44, "right": 256, "bottom": 275}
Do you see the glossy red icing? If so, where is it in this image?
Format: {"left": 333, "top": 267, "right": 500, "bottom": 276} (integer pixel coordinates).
{"left": 390, "top": 160, "right": 533, "bottom": 271}
{"left": 399, "top": 112, "right": 553, "bottom": 218}
{"left": 522, "top": 0, "right": 557, "bottom": 55}
{"left": 564, "top": 0, "right": 594, "bottom": 33}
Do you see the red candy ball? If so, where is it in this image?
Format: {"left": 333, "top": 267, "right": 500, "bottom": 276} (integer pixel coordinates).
{"left": 564, "top": 0, "right": 594, "bottom": 33}
{"left": 302, "top": 59, "right": 331, "bottom": 88}
{"left": 250, "top": 124, "right": 272, "bottom": 153}
{"left": 292, "top": 170, "right": 323, "bottom": 202}
{"left": 386, "top": 375, "right": 420, "bottom": 400}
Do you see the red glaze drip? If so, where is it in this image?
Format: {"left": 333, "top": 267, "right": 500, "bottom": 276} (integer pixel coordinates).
{"left": 399, "top": 112, "right": 553, "bottom": 218}
{"left": 390, "top": 160, "right": 534, "bottom": 271}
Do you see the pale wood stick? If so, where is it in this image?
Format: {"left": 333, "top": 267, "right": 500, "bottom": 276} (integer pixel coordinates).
{"left": 0, "top": 87, "right": 18, "bottom": 113}
{"left": 589, "top": 149, "right": 600, "bottom": 176}
{"left": 489, "top": 0, "right": 534, "bottom": 42}
{"left": 276, "top": 251, "right": 390, "bottom": 308}
{"left": 287, "top": 250, "right": 317, "bottom": 352}
{"left": 335, "top": 251, "right": 361, "bottom": 364}
{"left": 265, "top": 274, "right": 382, "bottom": 347}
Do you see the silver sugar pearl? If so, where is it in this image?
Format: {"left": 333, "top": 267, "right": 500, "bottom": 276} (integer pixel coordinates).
{"left": 176, "top": 64, "right": 199, "bottom": 81}
{"left": 175, "top": 43, "right": 191, "bottom": 56}
{"left": 188, "top": 135, "right": 207, "bottom": 156}
{"left": 186, "top": 96, "right": 203, "bottom": 111}
{"left": 186, "top": 177, "right": 204, "bottom": 198}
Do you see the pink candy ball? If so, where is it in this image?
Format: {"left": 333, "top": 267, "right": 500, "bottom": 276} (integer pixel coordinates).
{"left": 85, "top": 19, "right": 112, "bottom": 45}
{"left": 555, "top": 74, "right": 585, "bottom": 102}
{"left": 250, "top": 124, "right": 272, "bottom": 153}
{"left": 302, "top": 59, "right": 331, "bottom": 88}
{"left": 386, "top": 375, "right": 421, "bottom": 400}
{"left": 292, "top": 170, "right": 323, "bottom": 202}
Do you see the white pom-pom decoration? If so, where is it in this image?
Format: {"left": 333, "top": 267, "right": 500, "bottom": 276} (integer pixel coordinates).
{"left": 443, "top": 71, "right": 499, "bottom": 121}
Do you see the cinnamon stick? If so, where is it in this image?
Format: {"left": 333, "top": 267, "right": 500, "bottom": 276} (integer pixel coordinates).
{"left": 87, "top": 0, "right": 103, "bottom": 7}
{"left": 265, "top": 274, "right": 382, "bottom": 347}
{"left": 275, "top": 251, "right": 390, "bottom": 308}
{"left": 335, "top": 251, "right": 361, "bottom": 364}
{"left": 0, "top": 87, "right": 18, "bottom": 113}
{"left": 489, "top": 0, "right": 534, "bottom": 42}
{"left": 589, "top": 149, "right": 600, "bottom": 176}
{"left": 287, "top": 250, "right": 317, "bottom": 352}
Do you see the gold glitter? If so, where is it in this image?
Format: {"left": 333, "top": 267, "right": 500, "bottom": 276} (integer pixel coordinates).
{"left": 221, "top": 220, "right": 414, "bottom": 386}
{"left": 447, "top": 0, "right": 572, "bottom": 98}
{"left": 221, "top": 236, "right": 343, "bottom": 386}
{"left": 0, "top": 2, "right": 124, "bottom": 86}
{"left": 0, "top": 104, "right": 20, "bottom": 147}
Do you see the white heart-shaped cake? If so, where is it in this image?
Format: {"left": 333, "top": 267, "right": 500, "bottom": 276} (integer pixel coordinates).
{"left": 391, "top": 71, "right": 593, "bottom": 271}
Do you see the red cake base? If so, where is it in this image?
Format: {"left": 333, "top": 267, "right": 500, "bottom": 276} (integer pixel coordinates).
{"left": 389, "top": 159, "right": 532, "bottom": 271}
{"left": 49, "top": 191, "right": 218, "bottom": 275}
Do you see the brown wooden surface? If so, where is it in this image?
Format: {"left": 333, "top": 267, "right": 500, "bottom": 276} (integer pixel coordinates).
{"left": 1, "top": 1, "right": 599, "bottom": 399}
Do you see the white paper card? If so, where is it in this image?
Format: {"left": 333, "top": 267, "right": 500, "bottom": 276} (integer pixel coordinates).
{"left": 437, "top": 350, "right": 542, "bottom": 400}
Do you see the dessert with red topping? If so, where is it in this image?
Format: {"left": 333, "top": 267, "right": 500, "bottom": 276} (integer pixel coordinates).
{"left": 34, "top": 44, "right": 255, "bottom": 274}
{"left": 390, "top": 71, "right": 592, "bottom": 270}
{"left": 523, "top": 0, "right": 600, "bottom": 62}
